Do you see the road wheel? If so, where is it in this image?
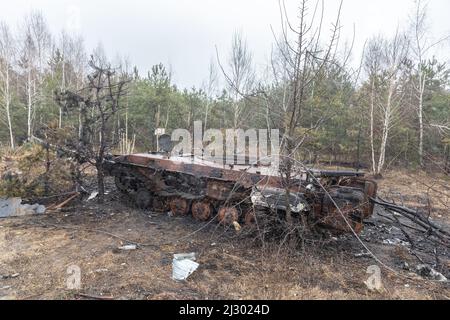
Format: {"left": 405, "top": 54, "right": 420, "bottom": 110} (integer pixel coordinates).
{"left": 169, "top": 198, "right": 190, "bottom": 216}
{"left": 135, "top": 188, "right": 152, "bottom": 209}
{"left": 192, "top": 201, "right": 213, "bottom": 221}
{"left": 218, "top": 207, "right": 239, "bottom": 225}
{"left": 115, "top": 175, "right": 131, "bottom": 193}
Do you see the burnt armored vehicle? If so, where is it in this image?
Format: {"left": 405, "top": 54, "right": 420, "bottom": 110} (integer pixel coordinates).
{"left": 104, "top": 152, "right": 377, "bottom": 235}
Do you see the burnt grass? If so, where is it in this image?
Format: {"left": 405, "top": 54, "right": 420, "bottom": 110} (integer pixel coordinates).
{"left": 0, "top": 177, "right": 449, "bottom": 300}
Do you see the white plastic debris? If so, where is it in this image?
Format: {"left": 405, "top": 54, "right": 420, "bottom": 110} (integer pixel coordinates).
{"left": 400, "top": 261, "right": 410, "bottom": 270}
{"left": 0, "top": 198, "right": 46, "bottom": 218}
{"left": 87, "top": 191, "right": 99, "bottom": 201}
{"left": 382, "top": 238, "right": 410, "bottom": 247}
{"left": 416, "top": 264, "right": 447, "bottom": 282}
{"left": 172, "top": 253, "right": 199, "bottom": 281}
{"left": 35, "top": 205, "right": 46, "bottom": 214}
{"left": 354, "top": 251, "right": 371, "bottom": 258}
{"left": 0, "top": 273, "right": 19, "bottom": 280}
{"left": 118, "top": 244, "right": 137, "bottom": 251}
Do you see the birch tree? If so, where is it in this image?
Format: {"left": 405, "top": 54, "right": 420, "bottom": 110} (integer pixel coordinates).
{"left": 25, "top": 11, "right": 51, "bottom": 76}
{"left": 364, "top": 38, "right": 382, "bottom": 174}
{"left": 202, "top": 58, "right": 218, "bottom": 131}
{"left": 18, "top": 31, "right": 37, "bottom": 141}
{"left": 56, "top": 31, "right": 72, "bottom": 128}
{"left": 67, "top": 35, "right": 87, "bottom": 138}
{"left": 365, "top": 31, "right": 409, "bottom": 175}
{"left": 19, "top": 11, "right": 51, "bottom": 141}
{"left": 0, "top": 22, "right": 15, "bottom": 149}
{"left": 227, "top": 31, "right": 255, "bottom": 129}
{"left": 410, "top": 0, "right": 450, "bottom": 167}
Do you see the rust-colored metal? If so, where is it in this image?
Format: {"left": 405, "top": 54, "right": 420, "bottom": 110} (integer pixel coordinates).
{"left": 169, "top": 198, "right": 190, "bottom": 216}
{"left": 318, "top": 202, "right": 364, "bottom": 234}
{"left": 218, "top": 207, "right": 239, "bottom": 225}
{"left": 339, "top": 178, "right": 378, "bottom": 219}
{"left": 191, "top": 201, "right": 212, "bottom": 221}
{"left": 152, "top": 197, "right": 169, "bottom": 213}
{"left": 104, "top": 152, "right": 378, "bottom": 235}
{"left": 116, "top": 153, "right": 295, "bottom": 191}
{"left": 207, "top": 180, "right": 236, "bottom": 201}
{"left": 244, "top": 210, "right": 256, "bottom": 226}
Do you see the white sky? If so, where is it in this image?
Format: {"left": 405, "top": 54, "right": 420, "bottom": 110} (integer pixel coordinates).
{"left": 0, "top": 0, "right": 449, "bottom": 89}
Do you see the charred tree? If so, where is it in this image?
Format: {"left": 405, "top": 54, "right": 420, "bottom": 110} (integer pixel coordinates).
{"left": 56, "top": 57, "right": 129, "bottom": 203}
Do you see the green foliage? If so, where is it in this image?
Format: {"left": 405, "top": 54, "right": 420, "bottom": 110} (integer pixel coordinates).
{"left": 0, "top": 143, "right": 73, "bottom": 198}
{"left": 0, "top": 32, "right": 449, "bottom": 171}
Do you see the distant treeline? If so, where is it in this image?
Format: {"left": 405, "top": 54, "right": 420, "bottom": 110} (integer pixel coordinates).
{"left": 0, "top": 4, "right": 449, "bottom": 174}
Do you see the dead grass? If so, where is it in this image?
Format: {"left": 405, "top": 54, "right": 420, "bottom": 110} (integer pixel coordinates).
{"left": 1, "top": 163, "right": 449, "bottom": 300}
{"left": 376, "top": 169, "right": 450, "bottom": 224}
{"left": 0, "top": 193, "right": 448, "bottom": 300}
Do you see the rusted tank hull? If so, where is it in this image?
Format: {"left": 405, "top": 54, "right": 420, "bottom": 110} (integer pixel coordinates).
{"left": 104, "top": 153, "right": 377, "bottom": 234}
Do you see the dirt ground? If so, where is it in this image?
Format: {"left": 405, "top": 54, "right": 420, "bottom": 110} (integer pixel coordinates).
{"left": 0, "top": 173, "right": 449, "bottom": 300}
{"left": 376, "top": 170, "right": 450, "bottom": 223}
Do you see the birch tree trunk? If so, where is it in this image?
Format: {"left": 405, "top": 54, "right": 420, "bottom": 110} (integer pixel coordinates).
{"left": 27, "top": 68, "right": 33, "bottom": 141}
{"left": 59, "top": 56, "right": 66, "bottom": 128}
{"left": 5, "top": 66, "right": 14, "bottom": 149}
{"left": 418, "top": 71, "right": 425, "bottom": 167}
{"left": 370, "top": 77, "right": 376, "bottom": 174}
{"left": 0, "top": 23, "right": 15, "bottom": 149}
{"left": 377, "top": 80, "right": 395, "bottom": 174}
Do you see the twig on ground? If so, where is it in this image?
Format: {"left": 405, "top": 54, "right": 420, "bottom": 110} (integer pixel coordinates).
{"left": 75, "top": 293, "right": 114, "bottom": 300}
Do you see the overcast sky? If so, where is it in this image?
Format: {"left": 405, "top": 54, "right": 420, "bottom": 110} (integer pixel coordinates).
{"left": 0, "top": 0, "right": 449, "bottom": 89}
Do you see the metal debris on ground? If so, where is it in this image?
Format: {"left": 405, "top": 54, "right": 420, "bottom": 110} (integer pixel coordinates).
{"left": 416, "top": 264, "right": 448, "bottom": 282}
{"left": 172, "top": 253, "right": 199, "bottom": 281}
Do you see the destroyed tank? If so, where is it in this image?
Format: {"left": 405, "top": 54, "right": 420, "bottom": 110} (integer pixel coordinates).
{"left": 103, "top": 149, "right": 377, "bottom": 235}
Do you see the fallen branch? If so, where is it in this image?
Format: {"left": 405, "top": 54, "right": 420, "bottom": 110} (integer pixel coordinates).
{"left": 47, "top": 193, "right": 80, "bottom": 211}
{"left": 371, "top": 197, "right": 450, "bottom": 245}
{"left": 75, "top": 293, "right": 114, "bottom": 300}
{"left": 32, "top": 191, "right": 80, "bottom": 201}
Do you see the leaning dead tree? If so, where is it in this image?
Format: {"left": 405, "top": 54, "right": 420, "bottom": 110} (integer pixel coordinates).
{"left": 56, "top": 57, "right": 129, "bottom": 203}
{"left": 271, "top": 0, "right": 343, "bottom": 229}
{"left": 217, "top": 0, "right": 345, "bottom": 241}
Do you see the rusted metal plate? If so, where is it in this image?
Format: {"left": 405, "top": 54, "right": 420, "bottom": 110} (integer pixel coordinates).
{"left": 120, "top": 154, "right": 292, "bottom": 190}
{"left": 244, "top": 210, "right": 256, "bottom": 226}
